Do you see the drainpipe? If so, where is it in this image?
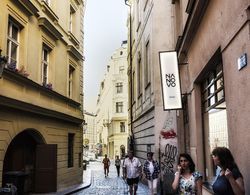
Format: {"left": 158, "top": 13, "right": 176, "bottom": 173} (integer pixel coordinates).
{"left": 124, "top": 0, "right": 134, "bottom": 152}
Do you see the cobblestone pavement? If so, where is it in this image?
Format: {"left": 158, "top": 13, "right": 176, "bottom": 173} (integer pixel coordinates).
{"left": 73, "top": 160, "right": 149, "bottom": 195}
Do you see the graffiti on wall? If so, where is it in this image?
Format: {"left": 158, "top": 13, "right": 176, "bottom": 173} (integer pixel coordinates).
{"left": 159, "top": 115, "right": 178, "bottom": 174}
{"left": 161, "top": 143, "right": 177, "bottom": 174}
{"left": 159, "top": 114, "right": 178, "bottom": 194}
{"left": 160, "top": 117, "right": 177, "bottom": 139}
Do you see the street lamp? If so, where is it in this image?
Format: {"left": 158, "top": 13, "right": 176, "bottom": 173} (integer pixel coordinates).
{"left": 0, "top": 49, "right": 7, "bottom": 78}
{"left": 124, "top": 0, "right": 134, "bottom": 152}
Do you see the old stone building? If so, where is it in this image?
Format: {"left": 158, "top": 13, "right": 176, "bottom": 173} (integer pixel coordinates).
{"left": 126, "top": 0, "right": 249, "bottom": 194}
{"left": 173, "top": 0, "right": 250, "bottom": 194}
{"left": 0, "top": 0, "right": 85, "bottom": 193}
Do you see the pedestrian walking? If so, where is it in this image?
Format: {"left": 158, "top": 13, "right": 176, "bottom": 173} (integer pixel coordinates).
{"left": 211, "top": 147, "right": 245, "bottom": 195}
{"left": 172, "top": 153, "right": 202, "bottom": 195}
{"left": 102, "top": 154, "right": 110, "bottom": 177}
{"left": 123, "top": 150, "right": 142, "bottom": 195}
{"left": 115, "top": 155, "right": 121, "bottom": 177}
{"left": 143, "top": 152, "right": 160, "bottom": 195}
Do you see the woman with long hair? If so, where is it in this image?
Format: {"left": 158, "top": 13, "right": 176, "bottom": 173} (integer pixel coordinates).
{"left": 212, "top": 147, "right": 245, "bottom": 195}
{"left": 172, "top": 153, "right": 202, "bottom": 195}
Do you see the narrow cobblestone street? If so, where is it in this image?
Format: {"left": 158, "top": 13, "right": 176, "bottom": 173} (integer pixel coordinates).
{"left": 74, "top": 159, "right": 149, "bottom": 195}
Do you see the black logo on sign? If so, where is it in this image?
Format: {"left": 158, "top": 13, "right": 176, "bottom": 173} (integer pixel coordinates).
{"left": 165, "top": 74, "right": 176, "bottom": 87}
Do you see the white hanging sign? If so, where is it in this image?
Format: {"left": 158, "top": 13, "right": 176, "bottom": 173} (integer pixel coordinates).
{"left": 159, "top": 51, "right": 182, "bottom": 110}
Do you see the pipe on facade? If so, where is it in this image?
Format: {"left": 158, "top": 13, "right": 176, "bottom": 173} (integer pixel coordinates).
{"left": 124, "top": 0, "right": 134, "bottom": 152}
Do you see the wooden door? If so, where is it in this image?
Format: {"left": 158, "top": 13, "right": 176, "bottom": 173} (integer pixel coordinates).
{"left": 35, "top": 144, "right": 57, "bottom": 193}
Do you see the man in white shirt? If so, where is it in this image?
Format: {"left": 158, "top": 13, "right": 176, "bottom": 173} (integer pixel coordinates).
{"left": 123, "top": 150, "right": 142, "bottom": 195}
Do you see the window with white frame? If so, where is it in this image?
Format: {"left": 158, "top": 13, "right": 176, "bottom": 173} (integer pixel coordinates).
{"left": 69, "top": 6, "right": 75, "bottom": 32}
{"left": 7, "top": 20, "right": 20, "bottom": 67}
{"left": 68, "top": 65, "right": 75, "bottom": 97}
{"left": 116, "top": 82, "right": 123, "bottom": 93}
{"left": 120, "top": 122, "right": 125, "bottom": 132}
{"left": 42, "top": 46, "right": 50, "bottom": 84}
{"left": 132, "top": 71, "right": 136, "bottom": 102}
{"left": 116, "top": 102, "right": 123, "bottom": 113}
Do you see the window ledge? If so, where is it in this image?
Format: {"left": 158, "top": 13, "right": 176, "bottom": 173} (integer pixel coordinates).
{"left": 202, "top": 182, "right": 214, "bottom": 194}
{"left": 38, "top": 17, "right": 62, "bottom": 40}
{"left": 67, "top": 45, "right": 83, "bottom": 61}
{"left": 68, "top": 31, "right": 80, "bottom": 48}
{"left": 41, "top": 0, "right": 59, "bottom": 23}
{"left": 16, "top": 0, "right": 40, "bottom": 17}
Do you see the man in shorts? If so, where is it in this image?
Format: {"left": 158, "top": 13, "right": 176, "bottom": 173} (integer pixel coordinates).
{"left": 123, "top": 150, "right": 142, "bottom": 195}
{"left": 102, "top": 154, "right": 110, "bottom": 177}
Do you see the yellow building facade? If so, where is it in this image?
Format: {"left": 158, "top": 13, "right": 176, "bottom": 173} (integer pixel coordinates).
{"left": 0, "top": 0, "right": 85, "bottom": 193}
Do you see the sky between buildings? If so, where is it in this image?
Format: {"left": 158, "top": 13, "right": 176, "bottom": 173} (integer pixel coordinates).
{"left": 84, "top": 0, "right": 128, "bottom": 113}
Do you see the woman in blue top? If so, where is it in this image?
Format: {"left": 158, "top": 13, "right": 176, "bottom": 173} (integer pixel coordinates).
{"left": 172, "top": 153, "right": 202, "bottom": 195}
{"left": 212, "top": 147, "right": 245, "bottom": 195}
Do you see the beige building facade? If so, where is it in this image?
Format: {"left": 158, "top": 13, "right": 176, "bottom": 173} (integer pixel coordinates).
{"left": 83, "top": 111, "right": 97, "bottom": 154}
{"left": 126, "top": 0, "right": 250, "bottom": 194}
{"left": 173, "top": 0, "right": 250, "bottom": 194}
{"left": 125, "top": 0, "right": 180, "bottom": 193}
{"left": 96, "top": 42, "right": 129, "bottom": 159}
{"left": 0, "top": 0, "right": 85, "bottom": 193}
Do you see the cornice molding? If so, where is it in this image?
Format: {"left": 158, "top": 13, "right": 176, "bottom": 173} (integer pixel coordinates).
{"left": 2, "top": 68, "right": 81, "bottom": 108}
{"left": 0, "top": 95, "right": 83, "bottom": 125}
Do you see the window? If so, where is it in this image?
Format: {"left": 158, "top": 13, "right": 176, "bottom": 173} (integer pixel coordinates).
{"left": 116, "top": 102, "right": 123, "bottom": 113}
{"left": 68, "top": 66, "right": 75, "bottom": 97}
{"left": 68, "top": 133, "right": 74, "bottom": 167}
{"left": 137, "top": 55, "right": 142, "bottom": 95}
{"left": 132, "top": 71, "right": 136, "bottom": 102}
{"left": 116, "top": 82, "right": 123, "bottom": 93}
{"left": 69, "top": 6, "right": 75, "bottom": 32}
{"left": 201, "top": 62, "right": 228, "bottom": 181}
{"left": 7, "top": 20, "right": 19, "bottom": 67}
{"left": 145, "top": 41, "right": 151, "bottom": 86}
{"left": 78, "top": 153, "right": 82, "bottom": 168}
{"left": 119, "top": 66, "right": 124, "bottom": 74}
{"left": 42, "top": 46, "right": 50, "bottom": 84}
{"left": 120, "top": 122, "right": 125, "bottom": 132}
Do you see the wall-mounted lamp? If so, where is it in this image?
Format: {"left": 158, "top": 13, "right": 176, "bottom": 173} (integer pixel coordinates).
{"left": 0, "top": 49, "right": 8, "bottom": 78}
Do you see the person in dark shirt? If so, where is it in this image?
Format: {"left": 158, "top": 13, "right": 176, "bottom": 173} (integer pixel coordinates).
{"left": 115, "top": 155, "right": 121, "bottom": 177}
{"left": 212, "top": 147, "right": 245, "bottom": 195}
{"left": 102, "top": 154, "right": 110, "bottom": 177}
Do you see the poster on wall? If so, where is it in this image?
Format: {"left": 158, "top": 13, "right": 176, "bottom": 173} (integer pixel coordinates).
{"left": 159, "top": 51, "right": 182, "bottom": 110}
